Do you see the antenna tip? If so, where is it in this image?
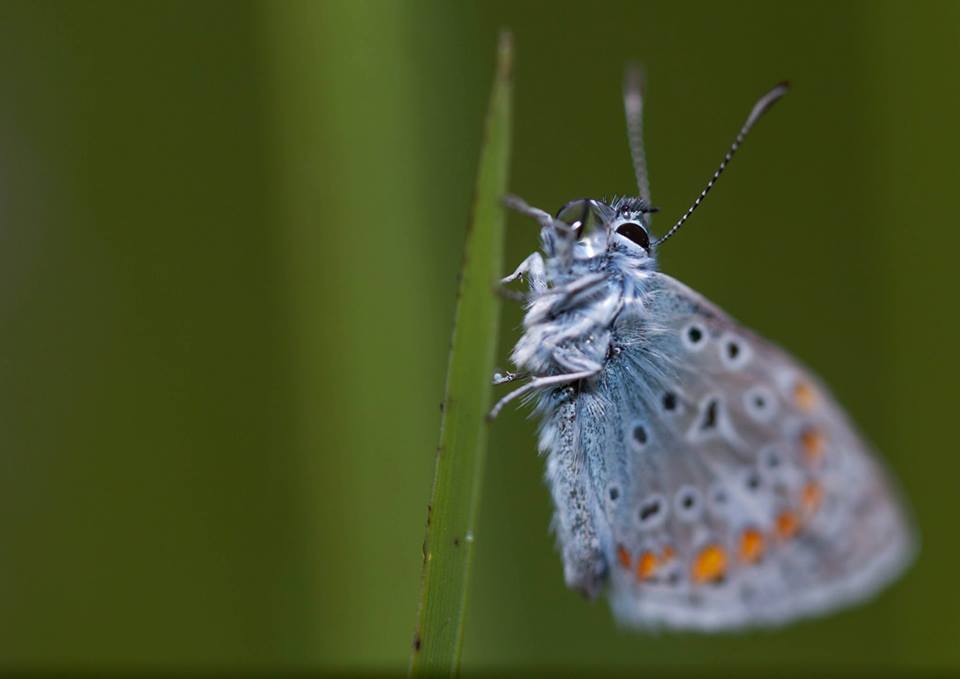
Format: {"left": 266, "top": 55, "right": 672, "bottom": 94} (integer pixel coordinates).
{"left": 767, "top": 81, "right": 791, "bottom": 100}
{"left": 746, "top": 81, "right": 791, "bottom": 124}
{"left": 623, "top": 63, "right": 647, "bottom": 104}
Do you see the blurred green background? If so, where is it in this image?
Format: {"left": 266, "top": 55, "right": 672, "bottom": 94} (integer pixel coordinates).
{"left": 0, "top": 0, "right": 956, "bottom": 672}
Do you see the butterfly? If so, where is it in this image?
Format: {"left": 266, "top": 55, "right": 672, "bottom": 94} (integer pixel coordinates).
{"left": 490, "top": 70, "right": 915, "bottom": 631}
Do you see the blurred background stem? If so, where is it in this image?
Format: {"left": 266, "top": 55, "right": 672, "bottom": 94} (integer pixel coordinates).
{"left": 260, "top": 0, "right": 484, "bottom": 668}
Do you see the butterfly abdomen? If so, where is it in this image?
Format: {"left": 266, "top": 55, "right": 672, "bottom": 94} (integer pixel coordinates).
{"left": 539, "top": 388, "right": 610, "bottom": 599}
{"left": 529, "top": 277, "right": 664, "bottom": 600}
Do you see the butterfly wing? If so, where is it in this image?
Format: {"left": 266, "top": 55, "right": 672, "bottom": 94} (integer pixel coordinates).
{"left": 573, "top": 271, "right": 915, "bottom": 630}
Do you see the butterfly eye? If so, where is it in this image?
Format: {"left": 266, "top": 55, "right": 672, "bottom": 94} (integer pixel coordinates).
{"left": 615, "top": 221, "right": 651, "bottom": 250}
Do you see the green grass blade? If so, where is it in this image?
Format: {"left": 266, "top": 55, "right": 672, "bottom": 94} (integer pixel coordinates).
{"left": 409, "top": 31, "right": 512, "bottom": 676}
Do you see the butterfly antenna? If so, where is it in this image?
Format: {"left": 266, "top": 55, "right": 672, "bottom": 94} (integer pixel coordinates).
{"left": 653, "top": 81, "right": 790, "bottom": 248}
{"left": 623, "top": 63, "right": 652, "bottom": 208}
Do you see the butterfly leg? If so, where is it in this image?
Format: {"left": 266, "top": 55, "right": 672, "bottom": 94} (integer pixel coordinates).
{"left": 541, "top": 273, "right": 613, "bottom": 316}
{"left": 500, "top": 251, "right": 546, "bottom": 292}
{"left": 503, "top": 194, "right": 555, "bottom": 230}
{"left": 486, "top": 368, "right": 598, "bottom": 421}
{"left": 492, "top": 370, "right": 527, "bottom": 385}
{"left": 504, "top": 193, "right": 577, "bottom": 267}
{"left": 495, "top": 286, "right": 527, "bottom": 303}
{"left": 545, "top": 395, "right": 607, "bottom": 598}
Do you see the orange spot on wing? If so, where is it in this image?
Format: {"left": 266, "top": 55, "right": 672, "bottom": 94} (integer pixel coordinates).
{"left": 636, "top": 551, "right": 658, "bottom": 581}
{"left": 776, "top": 510, "right": 799, "bottom": 539}
{"left": 801, "top": 428, "right": 826, "bottom": 463}
{"left": 661, "top": 545, "right": 676, "bottom": 562}
{"left": 739, "top": 528, "right": 765, "bottom": 564}
{"left": 617, "top": 544, "right": 631, "bottom": 569}
{"left": 692, "top": 544, "right": 727, "bottom": 584}
{"left": 793, "top": 381, "right": 817, "bottom": 413}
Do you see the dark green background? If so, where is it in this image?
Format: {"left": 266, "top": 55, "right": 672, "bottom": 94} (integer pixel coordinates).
{"left": 0, "top": 0, "right": 955, "bottom": 672}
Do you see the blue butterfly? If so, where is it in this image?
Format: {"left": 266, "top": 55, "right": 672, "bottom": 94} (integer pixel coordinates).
{"left": 491, "top": 71, "right": 914, "bottom": 630}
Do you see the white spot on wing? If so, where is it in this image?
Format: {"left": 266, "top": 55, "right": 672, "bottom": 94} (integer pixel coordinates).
{"left": 719, "top": 332, "right": 752, "bottom": 370}
{"left": 681, "top": 321, "right": 708, "bottom": 352}
{"left": 743, "top": 385, "right": 778, "bottom": 422}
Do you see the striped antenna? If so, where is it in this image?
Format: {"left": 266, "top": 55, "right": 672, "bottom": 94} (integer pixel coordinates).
{"left": 653, "top": 82, "right": 790, "bottom": 248}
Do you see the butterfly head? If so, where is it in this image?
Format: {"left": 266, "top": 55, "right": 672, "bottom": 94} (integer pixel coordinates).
{"left": 549, "top": 196, "right": 659, "bottom": 275}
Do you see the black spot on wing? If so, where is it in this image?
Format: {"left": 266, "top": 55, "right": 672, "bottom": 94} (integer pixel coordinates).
{"left": 699, "top": 398, "right": 719, "bottom": 431}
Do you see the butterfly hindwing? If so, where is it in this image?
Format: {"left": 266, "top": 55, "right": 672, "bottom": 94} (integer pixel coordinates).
{"left": 570, "top": 272, "right": 914, "bottom": 630}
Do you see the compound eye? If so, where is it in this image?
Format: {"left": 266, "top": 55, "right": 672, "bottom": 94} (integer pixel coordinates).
{"left": 616, "top": 221, "right": 650, "bottom": 250}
